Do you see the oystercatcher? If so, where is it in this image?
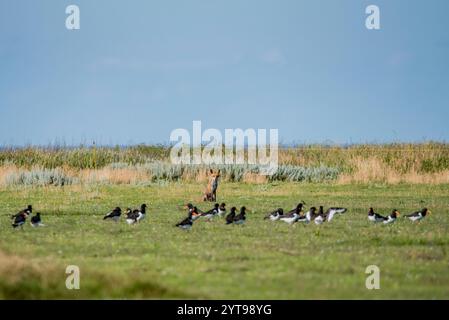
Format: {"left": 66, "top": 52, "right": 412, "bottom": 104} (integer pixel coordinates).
{"left": 176, "top": 208, "right": 196, "bottom": 230}
{"left": 325, "top": 207, "right": 347, "bottom": 222}
{"left": 234, "top": 207, "right": 247, "bottom": 224}
{"left": 11, "top": 205, "right": 32, "bottom": 219}
{"left": 103, "top": 207, "right": 122, "bottom": 222}
{"left": 280, "top": 205, "right": 305, "bottom": 225}
{"left": 135, "top": 204, "right": 147, "bottom": 222}
{"left": 12, "top": 211, "right": 28, "bottom": 229}
{"left": 368, "top": 208, "right": 386, "bottom": 223}
{"left": 405, "top": 208, "right": 431, "bottom": 222}
{"left": 185, "top": 203, "right": 202, "bottom": 221}
{"left": 218, "top": 203, "right": 226, "bottom": 217}
{"left": 201, "top": 203, "right": 219, "bottom": 220}
{"left": 264, "top": 208, "right": 283, "bottom": 221}
{"left": 383, "top": 209, "right": 400, "bottom": 224}
{"left": 225, "top": 207, "right": 237, "bottom": 225}
{"left": 286, "top": 202, "right": 305, "bottom": 215}
{"left": 125, "top": 208, "right": 139, "bottom": 225}
{"left": 304, "top": 207, "right": 318, "bottom": 223}
{"left": 30, "top": 212, "right": 45, "bottom": 227}
{"left": 314, "top": 206, "right": 326, "bottom": 225}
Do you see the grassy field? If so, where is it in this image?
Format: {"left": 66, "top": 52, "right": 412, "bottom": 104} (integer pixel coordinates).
{"left": 1, "top": 182, "right": 448, "bottom": 299}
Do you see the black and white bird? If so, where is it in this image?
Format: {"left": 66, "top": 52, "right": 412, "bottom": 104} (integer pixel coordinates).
{"left": 134, "top": 204, "right": 147, "bottom": 222}
{"left": 286, "top": 202, "right": 305, "bottom": 215}
{"left": 11, "top": 205, "right": 33, "bottom": 229}
{"left": 185, "top": 203, "right": 202, "bottom": 221}
{"left": 201, "top": 203, "right": 219, "bottom": 220}
{"left": 12, "top": 212, "right": 28, "bottom": 229}
{"left": 314, "top": 206, "right": 326, "bottom": 225}
{"left": 303, "top": 207, "right": 318, "bottom": 223}
{"left": 368, "top": 208, "right": 386, "bottom": 223}
{"left": 264, "top": 208, "right": 283, "bottom": 221}
{"left": 234, "top": 206, "right": 247, "bottom": 225}
{"left": 218, "top": 203, "right": 226, "bottom": 217}
{"left": 176, "top": 208, "right": 197, "bottom": 230}
{"left": 125, "top": 208, "right": 139, "bottom": 225}
{"left": 11, "top": 205, "right": 32, "bottom": 219}
{"left": 383, "top": 209, "right": 400, "bottom": 224}
{"left": 30, "top": 212, "right": 45, "bottom": 227}
{"left": 325, "top": 207, "right": 348, "bottom": 222}
{"left": 103, "top": 207, "right": 122, "bottom": 222}
{"left": 225, "top": 207, "right": 237, "bottom": 225}
{"left": 280, "top": 204, "right": 305, "bottom": 225}
{"left": 404, "top": 208, "right": 431, "bottom": 222}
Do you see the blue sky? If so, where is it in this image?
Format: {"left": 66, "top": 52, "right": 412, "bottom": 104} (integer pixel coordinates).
{"left": 1, "top": 0, "right": 448, "bottom": 146}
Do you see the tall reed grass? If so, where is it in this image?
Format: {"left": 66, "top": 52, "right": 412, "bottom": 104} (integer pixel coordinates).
{"left": 1, "top": 143, "right": 449, "bottom": 185}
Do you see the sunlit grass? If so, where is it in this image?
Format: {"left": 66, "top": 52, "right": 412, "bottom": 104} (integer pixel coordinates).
{"left": 1, "top": 182, "right": 448, "bottom": 299}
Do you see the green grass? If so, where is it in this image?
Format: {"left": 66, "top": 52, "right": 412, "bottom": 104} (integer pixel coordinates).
{"left": 1, "top": 182, "right": 449, "bottom": 299}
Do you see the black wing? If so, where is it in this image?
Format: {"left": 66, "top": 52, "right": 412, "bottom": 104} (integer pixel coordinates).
{"left": 405, "top": 211, "right": 420, "bottom": 218}
{"left": 176, "top": 217, "right": 191, "bottom": 227}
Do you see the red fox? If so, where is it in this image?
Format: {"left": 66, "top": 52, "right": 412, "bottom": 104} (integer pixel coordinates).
{"left": 203, "top": 169, "right": 220, "bottom": 202}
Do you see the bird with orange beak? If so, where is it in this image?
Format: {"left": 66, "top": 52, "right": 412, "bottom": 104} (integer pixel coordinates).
{"left": 405, "top": 208, "right": 431, "bottom": 222}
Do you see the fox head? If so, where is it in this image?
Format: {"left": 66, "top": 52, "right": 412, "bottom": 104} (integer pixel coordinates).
{"left": 207, "top": 169, "right": 220, "bottom": 191}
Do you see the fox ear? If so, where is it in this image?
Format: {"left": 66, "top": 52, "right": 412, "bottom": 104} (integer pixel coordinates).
{"left": 217, "top": 169, "right": 221, "bottom": 174}
{"left": 209, "top": 169, "right": 213, "bottom": 174}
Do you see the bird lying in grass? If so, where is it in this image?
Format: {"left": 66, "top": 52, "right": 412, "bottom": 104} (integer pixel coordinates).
{"left": 383, "top": 209, "right": 400, "bottom": 224}
{"left": 405, "top": 208, "right": 431, "bottom": 222}
{"left": 368, "top": 207, "right": 386, "bottom": 222}
{"left": 233, "top": 207, "right": 247, "bottom": 225}
{"left": 280, "top": 205, "right": 307, "bottom": 225}
{"left": 30, "top": 212, "right": 45, "bottom": 227}
{"left": 325, "top": 207, "right": 347, "bottom": 222}
{"left": 134, "top": 204, "right": 147, "bottom": 222}
{"left": 103, "top": 207, "right": 122, "bottom": 222}
{"left": 125, "top": 208, "right": 139, "bottom": 225}
{"left": 201, "top": 203, "right": 219, "bottom": 221}
{"left": 225, "top": 207, "right": 237, "bottom": 225}
{"left": 264, "top": 208, "right": 284, "bottom": 221}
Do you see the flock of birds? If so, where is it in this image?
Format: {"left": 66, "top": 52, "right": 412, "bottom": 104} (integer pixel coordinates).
{"left": 9, "top": 203, "right": 431, "bottom": 230}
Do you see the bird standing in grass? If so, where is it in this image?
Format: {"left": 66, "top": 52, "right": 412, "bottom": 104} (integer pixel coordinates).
{"left": 405, "top": 208, "right": 431, "bottom": 222}
{"left": 225, "top": 207, "right": 237, "bottom": 225}
{"left": 11, "top": 205, "right": 32, "bottom": 219}
{"left": 185, "top": 203, "right": 202, "bottom": 221}
{"left": 12, "top": 211, "right": 28, "bottom": 229}
{"left": 11, "top": 205, "right": 33, "bottom": 229}
{"left": 103, "top": 207, "right": 122, "bottom": 222}
{"left": 234, "top": 207, "right": 247, "bottom": 225}
{"left": 383, "top": 209, "right": 400, "bottom": 224}
{"left": 176, "top": 208, "right": 197, "bottom": 230}
{"left": 30, "top": 212, "right": 45, "bottom": 227}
